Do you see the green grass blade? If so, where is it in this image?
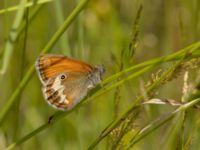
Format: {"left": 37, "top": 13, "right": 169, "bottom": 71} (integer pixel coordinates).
{"left": 0, "top": 0, "right": 27, "bottom": 74}
{"left": 102, "top": 41, "right": 200, "bottom": 85}
{"left": 54, "top": 0, "right": 70, "bottom": 55}
{"left": 0, "top": 0, "right": 53, "bottom": 15}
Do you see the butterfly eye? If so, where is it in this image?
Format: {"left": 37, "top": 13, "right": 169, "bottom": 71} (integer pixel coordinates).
{"left": 60, "top": 74, "right": 66, "bottom": 80}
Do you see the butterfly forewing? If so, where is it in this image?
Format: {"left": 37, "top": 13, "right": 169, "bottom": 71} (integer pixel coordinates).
{"left": 36, "top": 54, "right": 93, "bottom": 84}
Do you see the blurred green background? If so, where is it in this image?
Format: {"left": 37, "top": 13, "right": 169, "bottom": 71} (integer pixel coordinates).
{"left": 0, "top": 0, "right": 200, "bottom": 149}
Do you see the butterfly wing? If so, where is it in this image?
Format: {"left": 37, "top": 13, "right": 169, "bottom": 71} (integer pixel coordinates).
{"left": 35, "top": 54, "right": 95, "bottom": 110}
{"left": 44, "top": 72, "right": 93, "bottom": 110}
{"left": 35, "top": 54, "right": 93, "bottom": 85}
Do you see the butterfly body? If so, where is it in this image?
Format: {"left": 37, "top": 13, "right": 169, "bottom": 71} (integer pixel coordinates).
{"left": 35, "top": 54, "right": 104, "bottom": 111}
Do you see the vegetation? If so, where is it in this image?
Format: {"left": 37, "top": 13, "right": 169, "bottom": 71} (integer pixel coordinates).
{"left": 0, "top": 0, "right": 200, "bottom": 149}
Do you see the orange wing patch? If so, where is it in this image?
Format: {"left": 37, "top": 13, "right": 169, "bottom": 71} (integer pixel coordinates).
{"left": 36, "top": 54, "right": 93, "bottom": 84}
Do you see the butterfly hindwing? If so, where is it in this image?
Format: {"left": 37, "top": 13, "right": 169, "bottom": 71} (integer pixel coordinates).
{"left": 42, "top": 71, "right": 92, "bottom": 110}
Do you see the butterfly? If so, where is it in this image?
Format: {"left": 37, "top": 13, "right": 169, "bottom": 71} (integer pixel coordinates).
{"left": 35, "top": 54, "right": 105, "bottom": 111}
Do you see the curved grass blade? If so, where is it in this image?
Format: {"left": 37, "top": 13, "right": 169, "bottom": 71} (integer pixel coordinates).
{"left": 102, "top": 41, "right": 200, "bottom": 86}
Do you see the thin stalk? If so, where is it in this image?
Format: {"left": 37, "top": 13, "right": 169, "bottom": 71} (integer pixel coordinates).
{"left": 85, "top": 65, "right": 154, "bottom": 104}
{"left": 54, "top": 0, "right": 70, "bottom": 55}
{"left": 12, "top": 8, "right": 29, "bottom": 142}
{"left": 128, "top": 98, "right": 200, "bottom": 148}
{"left": 17, "top": 4, "right": 45, "bottom": 38}
{"left": 76, "top": 0, "right": 84, "bottom": 59}
{"left": 102, "top": 42, "right": 200, "bottom": 85}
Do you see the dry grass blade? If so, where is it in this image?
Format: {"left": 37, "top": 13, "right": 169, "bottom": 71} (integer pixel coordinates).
{"left": 127, "top": 98, "right": 200, "bottom": 149}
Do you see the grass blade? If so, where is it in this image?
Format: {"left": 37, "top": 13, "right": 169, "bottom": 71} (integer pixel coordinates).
{"left": 0, "top": 0, "right": 27, "bottom": 74}
{"left": 0, "top": 0, "right": 53, "bottom": 15}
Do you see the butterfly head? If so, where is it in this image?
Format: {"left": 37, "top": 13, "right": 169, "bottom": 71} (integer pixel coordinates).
{"left": 88, "top": 65, "right": 105, "bottom": 87}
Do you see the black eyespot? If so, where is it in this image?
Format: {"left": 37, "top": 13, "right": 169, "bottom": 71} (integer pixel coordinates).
{"left": 60, "top": 74, "right": 66, "bottom": 80}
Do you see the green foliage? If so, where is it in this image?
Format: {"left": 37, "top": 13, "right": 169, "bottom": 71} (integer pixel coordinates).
{"left": 1, "top": 0, "right": 200, "bottom": 150}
